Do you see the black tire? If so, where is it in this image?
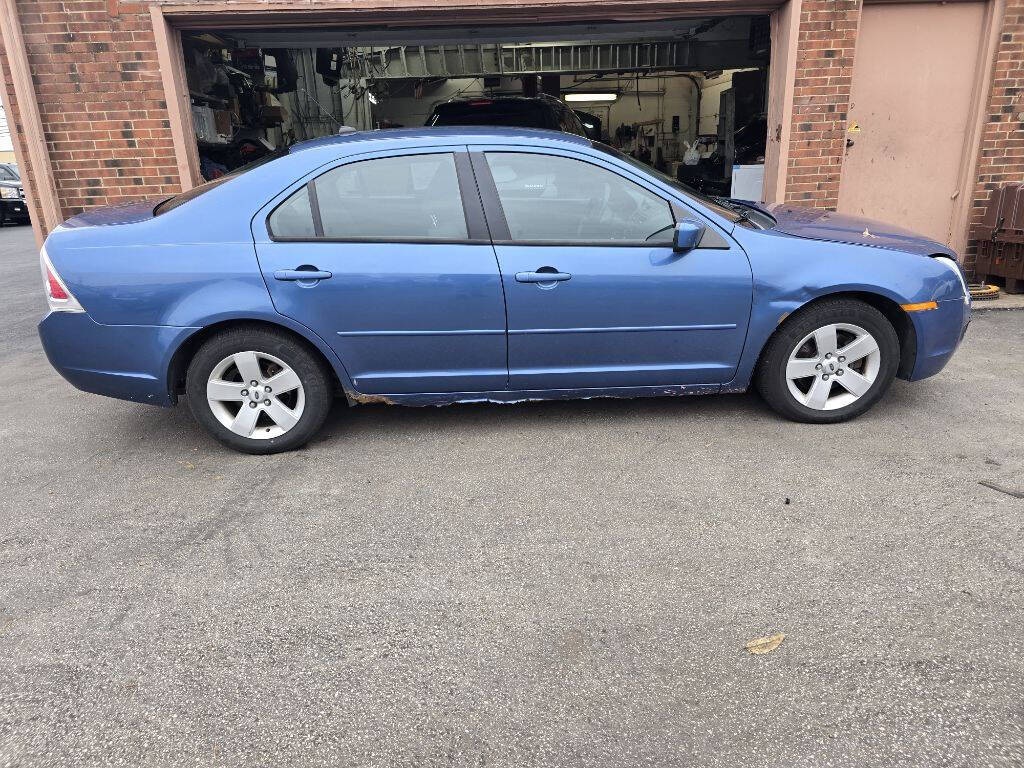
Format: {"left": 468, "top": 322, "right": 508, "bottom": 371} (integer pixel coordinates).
{"left": 185, "top": 327, "right": 334, "bottom": 454}
{"left": 755, "top": 298, "right": 900, "bottom": 423}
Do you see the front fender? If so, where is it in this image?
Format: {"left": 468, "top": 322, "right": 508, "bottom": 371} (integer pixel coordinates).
{"left": 728, "top": 228, "right": 964, "bottom": 389}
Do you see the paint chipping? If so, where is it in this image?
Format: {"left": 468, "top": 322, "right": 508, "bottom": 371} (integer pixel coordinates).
{"left": 344, "top": 388, "right": 398, "bottom": 406}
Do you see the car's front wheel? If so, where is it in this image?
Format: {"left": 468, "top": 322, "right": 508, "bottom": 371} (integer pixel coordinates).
{"left": 186, "top": 327, "right": 333, "bottom": 454}
{"left": 756, "top": 298, "right": 900, "bottom": 423}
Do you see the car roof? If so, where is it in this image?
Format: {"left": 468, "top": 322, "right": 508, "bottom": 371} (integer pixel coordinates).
{"left": 289, "top": 126, "right": 592, "bottom": 155}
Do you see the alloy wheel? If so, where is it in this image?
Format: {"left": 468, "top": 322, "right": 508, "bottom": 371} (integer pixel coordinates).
{"left": 206, "top": 350, "right": 305, "bottom": 439}
{"left": 785, "top": 322, "right": 881, "bottom": 411}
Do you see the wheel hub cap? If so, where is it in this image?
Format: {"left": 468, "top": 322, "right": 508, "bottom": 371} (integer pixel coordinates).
{"left": 206, "top": 351, "right": 305, "bottom": 440}
{"left": 785, "top": 322, "right": 882, "bottom": 411}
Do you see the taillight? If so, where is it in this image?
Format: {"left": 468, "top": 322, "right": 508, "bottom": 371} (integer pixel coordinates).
{"left": 39, "top": 246, "right": 84, "bottom": 313}
{"left": 46, "top": 267, "right": 69, "bottom": 300}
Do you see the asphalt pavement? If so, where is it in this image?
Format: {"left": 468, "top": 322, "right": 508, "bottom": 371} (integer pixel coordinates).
{"left": 1, "top": 223, "right": 1022, "bottom": 767}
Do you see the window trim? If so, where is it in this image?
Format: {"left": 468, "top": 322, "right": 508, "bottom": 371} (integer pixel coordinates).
{"left": 307, "top": 179, "right": 324, "bottom": 238}
{"left": 264, "top": 149, "right": 487, "bottom": 244}
{"left": 473, "top": 149, "right": 684, "bottom": 248}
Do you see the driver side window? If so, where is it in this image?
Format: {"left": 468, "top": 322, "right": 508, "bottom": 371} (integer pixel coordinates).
{"left": 485, "top": 152, "right": 674, "bottom": 244}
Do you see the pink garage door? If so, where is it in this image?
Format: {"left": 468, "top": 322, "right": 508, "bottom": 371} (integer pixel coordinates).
{"left": 838, "top": 1, "right": 986, "bottom": 245}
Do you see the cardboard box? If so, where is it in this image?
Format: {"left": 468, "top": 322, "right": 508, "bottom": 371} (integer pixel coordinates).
{"left": 262, "top": 105, "right": 284, "bottom": 127}
{"left": 213, "top": 109, "right": 232, "bottom": 137}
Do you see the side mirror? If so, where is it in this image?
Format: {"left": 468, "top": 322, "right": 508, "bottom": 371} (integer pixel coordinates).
{"left": 673, "top": 219, "right": 705, "bottom": 252}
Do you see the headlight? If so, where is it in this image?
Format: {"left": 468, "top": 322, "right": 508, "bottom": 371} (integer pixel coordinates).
{"left": 0, "top": 187, "right": 19, "bottom": 199}
{"left": 933, "top": 256, "right": 970, "bottom": 306}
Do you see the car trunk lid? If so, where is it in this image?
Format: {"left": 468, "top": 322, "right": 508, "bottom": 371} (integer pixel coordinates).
{"left": 61, "top": 198, "right": 164, "bottom": 229}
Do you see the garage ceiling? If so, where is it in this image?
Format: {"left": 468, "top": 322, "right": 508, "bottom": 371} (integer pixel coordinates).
{"left": 221, "top": 17, "right": 747, "bottom": 48}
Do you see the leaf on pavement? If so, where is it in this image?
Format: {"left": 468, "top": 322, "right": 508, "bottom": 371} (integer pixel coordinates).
{"left": 745, "top": 633, "right": 785, "bottom": 655}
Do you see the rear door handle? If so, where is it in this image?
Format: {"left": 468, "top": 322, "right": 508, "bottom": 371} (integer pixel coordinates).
{"left": 515, "top": 271, "right": 572, "bottom": 283}
{"left": 274, "top": 269, "right": 333, "bottom": 281}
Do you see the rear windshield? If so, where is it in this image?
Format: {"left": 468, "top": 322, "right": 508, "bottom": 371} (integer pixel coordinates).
{"left": 154, "top": 148, "right": 288, "bottom": 215}
{"left": 428, "top": 103, "right": 551, "bottom": 129}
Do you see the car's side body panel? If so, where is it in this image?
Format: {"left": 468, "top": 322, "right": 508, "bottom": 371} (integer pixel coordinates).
{"left": 255, "top": 241, "right": 509, "bottom": 395}
{"left": 467, "top": 143, "right": 754, "bottom": 390}
{"left": 250, "top": 144, "right": 508, "bottom": 395}
{"left": 43, "top": 237, "right": 269, "bottom": 328}
{"left": 363, "top": 382, "right": 723, "bottom": 406}
{"left": 493, "top": 241, "right": 750, "bottom": 389}
{"left": 36, "top": 127, "right": 971, "bottom": 412}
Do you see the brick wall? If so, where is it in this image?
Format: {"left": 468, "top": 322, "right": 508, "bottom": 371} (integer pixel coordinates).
{"left": 965, "top": 0, "right": 1024, "bottom": 275}
{"left": 0, "top": 0, "right": 180, "bottom": 222}
{"left": 784, "top": 0, "right": 861, "bottom": 208}
{"left": 2, "top": 0, "right": 1020, "bottom": 260}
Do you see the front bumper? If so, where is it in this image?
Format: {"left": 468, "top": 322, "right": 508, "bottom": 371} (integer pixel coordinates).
{"left": 38, "top": 311, "right": 197, "bottom": 406}
{"left": 908, "top": 297, "right": 971, "bottom": 381}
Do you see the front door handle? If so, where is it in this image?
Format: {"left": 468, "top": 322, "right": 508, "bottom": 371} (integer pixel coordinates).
{"left": 274, "top": 268, "right": 333, "bottom": 281}
{"left": 515, "top": 270, "right": 572, "bottom": 283}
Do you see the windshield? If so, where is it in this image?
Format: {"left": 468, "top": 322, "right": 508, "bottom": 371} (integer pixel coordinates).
{"left": 154, "top": 149, "right": 287, "bottom": 215}
{"left": 592, "top": 142, "right": 747, "bottom": 224}
{"left": 428, "top": 102, "right": 552, "bottom": 130}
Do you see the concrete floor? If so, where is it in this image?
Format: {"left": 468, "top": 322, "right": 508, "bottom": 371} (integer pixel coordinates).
{"left": 1, "top": 223, "right": 1022, "bottom": 767}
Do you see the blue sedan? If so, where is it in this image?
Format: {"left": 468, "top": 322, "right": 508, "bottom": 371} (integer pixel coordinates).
{"left": 38, "top": 128, "right": 971, "bottom": 453}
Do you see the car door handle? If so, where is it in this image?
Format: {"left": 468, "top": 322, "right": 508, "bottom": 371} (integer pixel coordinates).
{"left": 515, "top": 270, "right": 572, "bottom": 283}
{"left": 274, "top": 269, "right": 333, "bottom": 281}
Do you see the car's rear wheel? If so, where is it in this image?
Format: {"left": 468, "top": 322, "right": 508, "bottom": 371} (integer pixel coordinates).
{"left": 756, "top": 298, "right": 900, "bottom": 423}
{"left": 186, "top": 327, "right": 333, "bottom": 454}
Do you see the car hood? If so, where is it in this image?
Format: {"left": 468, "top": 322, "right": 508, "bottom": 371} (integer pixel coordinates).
{"left": 763, "top": 203, "right": 954, "bottom": 257}
{"left": 61, "top": 198, "right": 163, "bottom": 228}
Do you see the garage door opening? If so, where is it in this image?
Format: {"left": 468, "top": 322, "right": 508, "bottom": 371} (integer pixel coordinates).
{"left": 180, "top": 16, "right": 770, "bottom": 199}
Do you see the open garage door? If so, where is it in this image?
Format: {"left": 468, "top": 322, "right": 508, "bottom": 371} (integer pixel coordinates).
{"left": 178, "top": 15, "right": 771, "bottom": 200}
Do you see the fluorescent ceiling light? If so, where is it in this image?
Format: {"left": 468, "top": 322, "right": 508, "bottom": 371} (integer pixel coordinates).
{"left": 564, "top": 92, "right": 617, "bottom": 103}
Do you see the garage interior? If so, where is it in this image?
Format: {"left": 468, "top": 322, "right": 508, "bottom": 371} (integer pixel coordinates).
{"left": 180, "top": 16, "right": 770, "bottom": 199}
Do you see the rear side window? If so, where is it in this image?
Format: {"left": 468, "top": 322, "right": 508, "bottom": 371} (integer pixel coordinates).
{"left": 268, "top": 153, "right": 468, "bottom": 241}
{"left": 267, "top": 185, "right": 315, "bottom": 239}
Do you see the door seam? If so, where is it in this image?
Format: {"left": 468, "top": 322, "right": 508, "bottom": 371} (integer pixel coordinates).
{"left": 465, "top": 146, "right": 511, "bottom": 390}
